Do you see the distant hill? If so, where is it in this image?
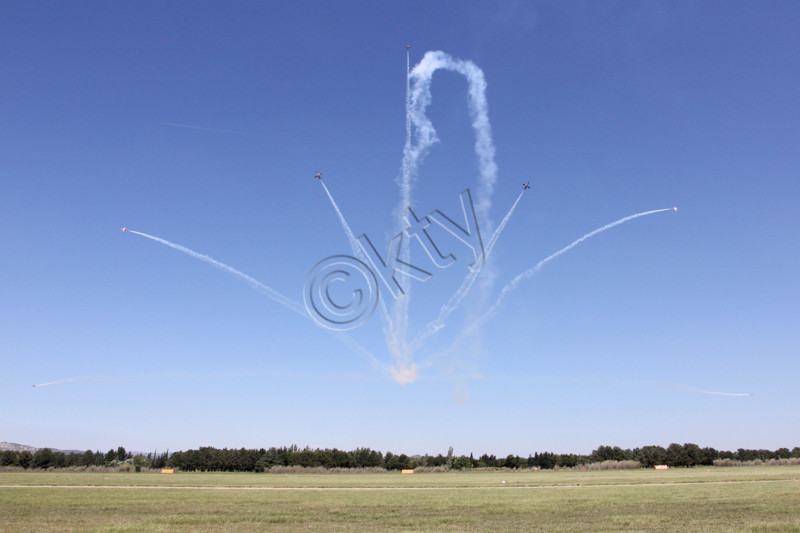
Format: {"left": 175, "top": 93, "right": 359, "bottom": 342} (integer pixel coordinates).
{"left": 0, "top": 441, "right": 85, "bottom": 455}
{"left": 0, "top": 441, "right": 38, "bottom": 453}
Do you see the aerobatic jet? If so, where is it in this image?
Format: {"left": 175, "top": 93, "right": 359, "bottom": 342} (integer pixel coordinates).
{"left": 314, "top": 172, "right": 322, "bottom": 179}
{"left": 121, "top": 227, "right": 128, "bottom": 232}
{"left": 406, "top": 44, "right": 410, "bottom": 50}
{"left": 673, "top": 206, "right": 678, "bottom": 211}
{"left": 523, "top": 181, "right": 531, "bottom": 190}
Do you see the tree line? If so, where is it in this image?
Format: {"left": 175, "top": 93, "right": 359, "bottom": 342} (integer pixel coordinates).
{"left": 0, "top": 446, "right": 168, "bottom": 471}
{"left": 3, "top": 443, "right": 799, "bottom": 472}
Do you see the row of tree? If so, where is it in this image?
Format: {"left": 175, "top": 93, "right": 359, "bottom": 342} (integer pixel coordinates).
{"left": 586, "top": 444, "right": 800, "bottom": 468}
{"left": 3, "top": 444, "right": 799, "bottom": 472}
{"left": 0, "top": 446, "right": 168, "bottom": 471}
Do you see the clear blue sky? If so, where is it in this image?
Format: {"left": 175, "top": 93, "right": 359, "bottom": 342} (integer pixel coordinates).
{"left": 2, "top": 1, "right": 798, "bottom": 456}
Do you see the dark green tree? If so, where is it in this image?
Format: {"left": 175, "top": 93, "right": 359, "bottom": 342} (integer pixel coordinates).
{"left": 17, "top": 451, "right": 33, "bottom": 469}
{"left": 452, "top": 455, "right": 473, "bottom": 470}
{"left": 700, "top": 447, "right": 719, "bottom": 466}
{"left": 479, "top": 454, "right": 497, "bottom": 468}
{"left": 385, "top": 453, "right": 410, "bottom": 470}
{"left": 52, "top": 451, "right": 67, "bottom": 468}
{"left": 665, "top": 443, "right": 689, "bottom": 467}
{"left": 104, "top": 449, "right": 116, "bottom": 464}
{"left": 590, "top": 445, "right": 626, "bottom": 463}
{"left": 0, "top": 450, "right": 16, "bottom": 466}
{"left": 683, "top": 443, "right": 703, "bottom": 467}
{"left": 32, "top": 448, "right": 54, "bottom": 469}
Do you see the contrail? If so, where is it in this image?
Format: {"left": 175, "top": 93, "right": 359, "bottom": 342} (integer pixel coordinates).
{"left": 318, "top": 180, "right": 393, "bottom": 332}
{"left": 405, "top": 47, "right": 411, "bottom": 167}
{"left": 485, "top": 191, "right": 524, "bottom": 257}
{"left": 126, "top": 230, "right": 307, "bottom": 317}
{"left": 126, "top": 229, "right": 384, "bottom": 368}
{"left": 689, "top": 389, "right": 753, "bottom": 397}
{"left": 33, "top": 368, "right": 389, "bottom": 389}
{"left": 483, "top": 208, "right": 674, "bottom": 321}
{"left": 439, "top": 208, "right": 676, "bottom": 342}
{"left": 161, "top": 122, "right": 265, "bottom": 138}
{"left": 411, "top": 190, "right": 525, "bottom": 352}
{"left": 670, "top": 383, "right": 753, "bottom": 397}
{"left": 32, "top": 377, "right": 89, "bottom": 388}
{"left": 386, "top": 46, "right": 416, "bottom": 379}
{"left": 319, "top": 182, "right": 369, "bottom": 269}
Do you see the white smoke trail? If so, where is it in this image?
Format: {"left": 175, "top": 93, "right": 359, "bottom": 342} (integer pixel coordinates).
{"left": 387, "top": 47, "right": 416, "bottom": 379}
{"left": 454, "top": 208, "right": 675, "bottom": 338}
{"left": 32, "top": 368, "right": 390, "bottom": 389}
{"left": 485, "top": 191, "right": 524, "bottom": 258}
{"left": 410, "top": 191, "right": 525, "bottom": 351}
{"left": 32, "top": 376, "right": 90, "bottom": 387}
{"left": 318, "top": 180, "right": 393, "bottom": 331}
{"left": 389, "top": 51, "right": 500, "bottom": 381}
{"left": 333, "top": 332, "right": 387, "bottom": 370}
{"left": 487, "top": 208, "right": 673, "bottom": 319}
{"left": 670, "top": 383, "right": 754, "bottom": 396}
{"left": 382, "top": 48, "right": 416, "bottom": 380}
{"left": 688, "top": 389, "right": 753, "bottom": 397}
{"left": 127, "top": 229, "right": 384, "bottom": 368}
{"left": 319, "top": 181, "right": 368, "bottom": 264}
{"left": 128, "top": 230, "right": 307, "bottom": 317}
{"left": 405, "top": 47, "right": 411, "bottom": 166}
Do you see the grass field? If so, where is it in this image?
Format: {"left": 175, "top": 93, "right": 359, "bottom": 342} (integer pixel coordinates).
{"left": 2, "top": 466, "right": 799, "bottom": 532}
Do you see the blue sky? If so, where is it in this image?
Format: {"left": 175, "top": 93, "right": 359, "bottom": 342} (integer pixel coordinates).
{"left": 2, "top": 1, "right": 798, "bottom": 456}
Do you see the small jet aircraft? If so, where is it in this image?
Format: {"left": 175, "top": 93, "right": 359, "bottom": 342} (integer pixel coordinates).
{"left": 121, "top": 227, "right": 128, "bottom": 232}
{"left": 673, "top": 206, "right": 678, "bottom": 211}
{"left": 522, "top": 181, "right": 531, "bottom": 190}
{"left": 314, "top": 172, "right": 322, "bottom": 179}
{"left": 406, "top": 44, "right": 410, "bottom": 50}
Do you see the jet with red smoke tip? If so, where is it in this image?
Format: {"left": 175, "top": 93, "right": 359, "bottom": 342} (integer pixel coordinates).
{"left": 121, "top": 227, "right": 128, "bottom": 232}
{"left": 522, "top": 181, "right": 531, "bottom": 190}
{"left": 314, "top": 172, "right": 322, "bottom": 179}
{"left": 673, "top": 206, "right": 678, "bottom": 211}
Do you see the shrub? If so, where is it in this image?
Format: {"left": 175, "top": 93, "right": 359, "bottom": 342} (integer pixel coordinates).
{"left": 585, "top": 460, "right": 642, "bottom": 470}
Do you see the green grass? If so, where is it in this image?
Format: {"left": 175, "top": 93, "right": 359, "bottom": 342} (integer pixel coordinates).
{"left": 2, "top": 466, "right": 799, "bottom": 532}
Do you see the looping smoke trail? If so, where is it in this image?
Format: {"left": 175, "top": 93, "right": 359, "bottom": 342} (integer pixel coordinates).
{"left": 411, "top": 191, "right": 525, "bottom": 352}
{"left": 404, "top": 52, "right": 498, "bottom": 221}
{"left": 390, "top": 51, "right": 500, "bottom": 380}
{"left": 126, "top": 229, "right": 384, "bottom": 369}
